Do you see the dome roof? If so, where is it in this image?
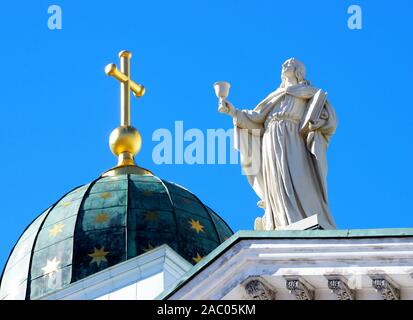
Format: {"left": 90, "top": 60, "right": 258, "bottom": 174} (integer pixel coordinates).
{"left": 0, "top": 172, "right": 233, "bottom": 300}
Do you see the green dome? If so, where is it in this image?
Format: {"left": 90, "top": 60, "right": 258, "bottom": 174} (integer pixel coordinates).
{"left": 0, "top": 173, "right": 233, "bottom": 300}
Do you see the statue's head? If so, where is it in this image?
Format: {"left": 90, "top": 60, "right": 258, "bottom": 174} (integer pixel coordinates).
{"left": 280, "top": 58, "right": 309, "bottom": 87}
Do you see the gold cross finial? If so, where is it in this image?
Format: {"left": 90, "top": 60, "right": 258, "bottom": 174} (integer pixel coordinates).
{"left": 104, "top": 50, "right": 145, "bottom": 168}
{"left": 105, "top": 50, "right": 145, "bottom": 126}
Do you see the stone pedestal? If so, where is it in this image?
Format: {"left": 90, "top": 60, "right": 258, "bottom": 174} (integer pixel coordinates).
{"left": 277, "top": 214, "right": 335, "bottom": 231}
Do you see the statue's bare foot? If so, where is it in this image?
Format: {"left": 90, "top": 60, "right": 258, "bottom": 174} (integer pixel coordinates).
{"left": 257, "top": 200, "right": 266, "bottom": 209}
{"left": 254, "top": 217, "right": 264, "bottom": 230}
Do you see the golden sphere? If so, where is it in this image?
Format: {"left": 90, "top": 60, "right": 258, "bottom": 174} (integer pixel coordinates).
{"left": 109, "top": 126, "right": 142, "bottom": 156}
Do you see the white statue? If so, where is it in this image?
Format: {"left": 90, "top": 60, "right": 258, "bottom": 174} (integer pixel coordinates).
{"left": 218, "top": 58, "right": 337, "bottom": 230}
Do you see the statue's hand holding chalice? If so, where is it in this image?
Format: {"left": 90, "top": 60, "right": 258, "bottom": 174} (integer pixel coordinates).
{"left": 214, "top": 81, "right": 236, "bottom": 117}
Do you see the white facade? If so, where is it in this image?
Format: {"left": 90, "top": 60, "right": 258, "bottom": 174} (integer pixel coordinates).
{"left": 39, "top": 245, "right": 192, "bottom": 300}
{"left": 163, "top": 230, "right": 413, "bottom": 300}
{"left": 38, "top": 229, "right": 413, "bottom": 300}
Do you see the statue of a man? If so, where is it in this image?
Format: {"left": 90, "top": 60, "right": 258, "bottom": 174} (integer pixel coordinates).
{"left": 220, "top": 58, "right": 337, "bottom": 230}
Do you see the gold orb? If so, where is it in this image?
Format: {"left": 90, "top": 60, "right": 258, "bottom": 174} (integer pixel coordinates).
{"left": 109, "top": 126, "right": 142, "bottom": 156}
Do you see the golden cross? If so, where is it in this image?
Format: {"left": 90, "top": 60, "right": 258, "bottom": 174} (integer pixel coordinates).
{"left": 103, "top": 50, "right": 147, "bottom": 172}
{"left": 105, "top": 50, "right": 145, "bottom": 126}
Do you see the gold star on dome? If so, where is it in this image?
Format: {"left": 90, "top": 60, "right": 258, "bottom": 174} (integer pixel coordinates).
{"left": 88, "top": 247, "right": 109, "bottom": 266}
{"left": 144, "top": 211, "right": 158, "bottom": 221}
{"left": 42, "top": 257, "right": 60, "bottom": 278}
{"left": 7, "top": 286, "right": 20, "bottom": 299}
{"left": 49, "top": 223, "right": 64, "bottom": 237}
{"left": 143, "top": 243, "right": 157, "bottom": 252}
{"left": 95, "top": 212, "right": 109, "bottom": 224}
{"left": 189, "top": 219, "right": 205, "bottom": 233}
{"left": 143, "top": 190, "right": 153, "bottom": 196}
{"left": 181, "top": 197, "right": 192, "bottom": 204}
{"left": 16, "top": 244, "right": 27, "bottom": 258}
{"left": 61, "top": 201, "right": 71, "bottom": 207}
{"left": 100, "top": 192, "right": 112, "bottom": 199}
{"left": 70, "top": 188, "right": 80, "bottom": 195}
{"left": 193, "top": 253, "right": 203, "bottom": 263}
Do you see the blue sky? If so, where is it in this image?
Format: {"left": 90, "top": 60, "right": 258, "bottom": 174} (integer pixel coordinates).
{"left": 1, "top": 0, "right": 412, "bottom": 271}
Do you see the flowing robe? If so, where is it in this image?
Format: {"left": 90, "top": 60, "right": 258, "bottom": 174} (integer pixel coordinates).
{"left": 233, "top": 84, "right": 337, "bottom": 229}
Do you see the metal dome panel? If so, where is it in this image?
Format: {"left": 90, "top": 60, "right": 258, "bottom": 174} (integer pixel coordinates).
{"left": 0, "top": 174, "right": 233, "bottom": 300}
